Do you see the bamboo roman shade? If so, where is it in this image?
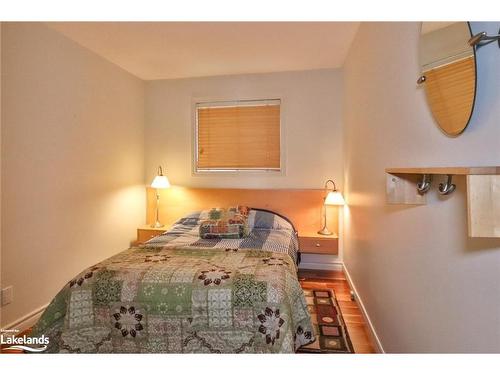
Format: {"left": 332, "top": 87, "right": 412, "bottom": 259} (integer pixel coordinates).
{"left": 423, "top": 56, "right": 475, "bottom": 135}
{"left": 196, "top": 100, "right": 281, "bottom": 171}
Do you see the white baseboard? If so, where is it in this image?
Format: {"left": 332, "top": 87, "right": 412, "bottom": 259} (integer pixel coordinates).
{"left": 342, "top": 263, "right": 385, "bottom": 353}
{"left": 1, "top": 304, "right": 47, "bottom": 336}
{"left": 299, "top": 261, "right": 343, "bottom": 271}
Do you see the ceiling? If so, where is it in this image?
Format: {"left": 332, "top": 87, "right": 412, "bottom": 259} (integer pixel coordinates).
{"left": 46, "top": 22, "right": 360, "bottom": 80}
{"left": 420, "top": 22, "right": 458, "bottom": 35}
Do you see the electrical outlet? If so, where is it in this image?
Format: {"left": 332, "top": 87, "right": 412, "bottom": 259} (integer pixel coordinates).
{"left": 1, "top": 286, "right": 14, "bottom": 306}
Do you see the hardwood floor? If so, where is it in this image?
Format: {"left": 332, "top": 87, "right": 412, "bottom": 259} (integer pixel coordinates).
{"left": 298, "top": 269, "right": 377, "bottom": 354}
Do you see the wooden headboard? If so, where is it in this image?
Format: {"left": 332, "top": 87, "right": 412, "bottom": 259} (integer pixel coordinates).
{"left": 145, "top": 187, "right": 339, "bottom": 236}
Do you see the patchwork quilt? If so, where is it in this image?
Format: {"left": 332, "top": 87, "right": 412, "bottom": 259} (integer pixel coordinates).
{"left": 32, "top": 236, "right": 314, "bottom": 353}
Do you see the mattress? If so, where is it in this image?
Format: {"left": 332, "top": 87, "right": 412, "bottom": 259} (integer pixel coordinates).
{"left": 31, "top": 210, "right": 314, "bottom": 353}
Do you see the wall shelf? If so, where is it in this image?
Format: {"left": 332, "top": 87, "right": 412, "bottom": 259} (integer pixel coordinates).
{"left": 386, "top": 167, "right": 500, "bottom": 175}
{"left": 385, "top": 167, "right": 500, "bottom": 238}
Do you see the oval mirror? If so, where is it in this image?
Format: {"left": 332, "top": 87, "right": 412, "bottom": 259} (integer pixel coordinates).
{"left": 419, "top": 22, "right": 477, "bottom": 136}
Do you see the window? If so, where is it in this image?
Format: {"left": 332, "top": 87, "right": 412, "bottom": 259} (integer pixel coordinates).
{"left": 195, "top": 99, "right": 281, "bottom": 172}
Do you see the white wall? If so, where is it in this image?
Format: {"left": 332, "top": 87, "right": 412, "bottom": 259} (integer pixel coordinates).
{"left": 145, "top": 69, "right": 344, "bottom": 189}
{"left": 343, "top": 22, "right": 500, "bottom": 352}
{"left": 1, "top": 23, "right": 145, "bottom": 327}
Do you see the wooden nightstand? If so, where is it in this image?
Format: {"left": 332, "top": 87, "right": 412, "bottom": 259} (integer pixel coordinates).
{"left": 298, "top": 231, "right": 338, "bottom": 255}
{"left": 133, "top": 225, "right": 167, "bottom": 245}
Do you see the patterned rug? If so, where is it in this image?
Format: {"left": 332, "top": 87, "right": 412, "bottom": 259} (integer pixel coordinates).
{"left": 298, "top": 288, "right": 354, "bottom": 353}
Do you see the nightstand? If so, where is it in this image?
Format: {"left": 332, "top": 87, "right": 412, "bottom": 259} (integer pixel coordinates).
{"left": 298, "top": 231, "right": 338, "bottom": 255}
{"left": 134, "top": 225, "right": 167, "bottom": 245}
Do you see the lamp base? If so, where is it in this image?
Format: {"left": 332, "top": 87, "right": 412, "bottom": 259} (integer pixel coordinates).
{"left": 317, "top": 228, "right": 333, "bottom": 236}
{"left": 151, "top": 221, "right": 164, "bottom": 229}
{"left": 318, "top": 224, "right": 338, "bottom": 236}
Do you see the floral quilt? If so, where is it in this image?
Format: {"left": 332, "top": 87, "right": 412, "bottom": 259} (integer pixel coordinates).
{"left": 32, "top": 246, "right": 315, "bottom": 353}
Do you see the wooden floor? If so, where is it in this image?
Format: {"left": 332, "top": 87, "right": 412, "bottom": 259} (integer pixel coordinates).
{"left": 298, "top": 269, "right": 377, "bottom": 354}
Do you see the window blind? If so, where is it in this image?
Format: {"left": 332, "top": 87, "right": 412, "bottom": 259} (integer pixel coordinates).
{"left": 196, "top": 100, "right": 281, "bottom": 171}
{"left": 423, "top": 56, "right": 475, "bottom": 135}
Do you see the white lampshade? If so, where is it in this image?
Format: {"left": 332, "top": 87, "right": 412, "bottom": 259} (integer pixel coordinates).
{"left": 324, "top": 191, "right": 345, "bottom": 206}
{"left": 151, "top": 175, "right": 170, "bottom": 189}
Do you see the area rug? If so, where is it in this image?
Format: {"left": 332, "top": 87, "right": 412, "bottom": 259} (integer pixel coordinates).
{"left": 298, "top": 288, "right": 354, "bottom": 353}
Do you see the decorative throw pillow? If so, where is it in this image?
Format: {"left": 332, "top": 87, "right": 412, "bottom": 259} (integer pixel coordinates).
{"left": 199, "top": 206, "right": 250, "bottom": 239}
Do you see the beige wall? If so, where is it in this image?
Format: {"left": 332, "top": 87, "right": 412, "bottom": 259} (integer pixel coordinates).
{"left": 145, "top": 69, "right": 345, "bottom": 269}
{"left": 343, "top": 22, "right": 500, "bottom": 352}
{"left": 0, "top": 22, "right": 3, "bottom": 326}
{"left": 1, "top": 23, "right": 145, "bottom": 327}
{"left": 145, "top": 69, "right": 343, "bottom": 189}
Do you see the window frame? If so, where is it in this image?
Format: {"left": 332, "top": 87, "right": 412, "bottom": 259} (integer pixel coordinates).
{"left": 192, "top": 97, "right": 285, "bottom": 175}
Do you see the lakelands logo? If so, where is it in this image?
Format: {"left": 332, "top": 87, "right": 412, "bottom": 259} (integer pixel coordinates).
{"left": 1, "top": 329, "right": 49, "bottom": 353}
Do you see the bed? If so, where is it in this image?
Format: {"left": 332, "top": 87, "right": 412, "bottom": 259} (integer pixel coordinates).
{"left": 31, "top": 208, "right": 315, "bottom": 353}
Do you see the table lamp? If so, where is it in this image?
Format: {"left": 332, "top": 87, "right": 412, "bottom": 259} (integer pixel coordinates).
{"left": 318, "top": 179, "right": 345, "bottom": 236}
{"left": 150, "top": 166, "right": 170, "bottom": 228}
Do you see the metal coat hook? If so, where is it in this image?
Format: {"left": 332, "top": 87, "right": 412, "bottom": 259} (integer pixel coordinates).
{"left": 438, "top": 175, "right": 456, "bottom": 195}
{"left": 468, "top": 28, "right": 500, "bottom": 48}
{"left": 416, "top": 174, "right": 432, "bottom": 194}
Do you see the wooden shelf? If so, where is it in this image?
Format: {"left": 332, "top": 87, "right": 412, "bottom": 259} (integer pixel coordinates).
{"left": 385, "top": 167, "right": 500, "bottom": 238}
{"left": 298, "top": 234, "right": 339, "bottom": 255}
{"left": 298, "top": 230, "right": 338, "bottom": 239}
{"left": 386, "top": 166, "right": 500, "bottom": 175}
{"left": 136, "top": 226, "right": 167, "bottom": 244}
